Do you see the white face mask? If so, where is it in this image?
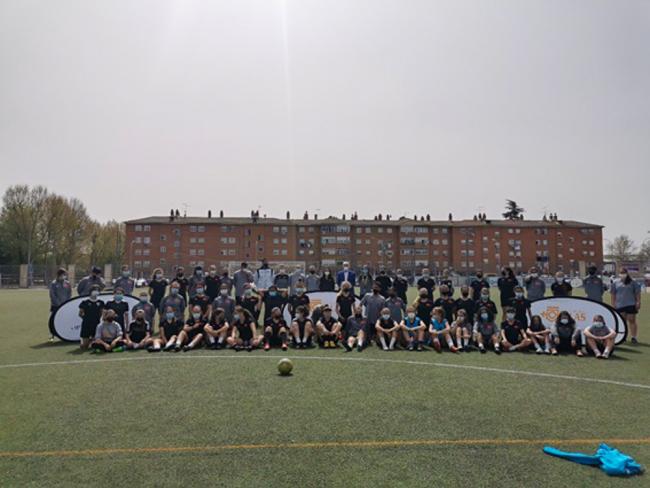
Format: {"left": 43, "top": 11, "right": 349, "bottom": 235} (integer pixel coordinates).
{"left": 560, "top": 318, "right": 569, "bottom": 325}
{"left": 480, "top": 313, "right": 489, "bottom": 321}
{"left": 593, "top": 321, "right": 605, "bottom": 328}
{"left": 192, "top": 313, "right": 201, "bottom": 320}
{"left": 381, "top": 314, "right": 390, "bottom": 320}
{"left": 619, "top": 274, "right": 627, "bottom": 280}
{"left": 407, "top": 313, "right": 415, "bottom": 320}
{"left": 220, "top": 289, "right": 228, "bottom": 296}
{"left": 556, "top": 277, "right": 563, "bottom": 283}
{"left": 507, "top": 313, "right": 515, "bottom": 320}
{"left": 531, "top": 273, "right": 539, "bottom": 278}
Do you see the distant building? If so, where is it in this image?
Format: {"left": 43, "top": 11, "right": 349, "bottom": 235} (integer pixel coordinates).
{"left": 125, "top": 215, "right": 603, "bottom": 276}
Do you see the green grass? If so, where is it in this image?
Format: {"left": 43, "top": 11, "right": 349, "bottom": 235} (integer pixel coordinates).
{"left": 0, "top": 287, "right": 648, "bottom": 487}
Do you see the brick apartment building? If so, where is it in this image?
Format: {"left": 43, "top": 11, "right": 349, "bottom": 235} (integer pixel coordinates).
{"left": 124, "top": 214, "right": 603, "bottom": 277}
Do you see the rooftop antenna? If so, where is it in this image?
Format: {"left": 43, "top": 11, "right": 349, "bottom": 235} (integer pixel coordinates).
{"left": 182, "top": 202, "right": 188, "bottom": 218}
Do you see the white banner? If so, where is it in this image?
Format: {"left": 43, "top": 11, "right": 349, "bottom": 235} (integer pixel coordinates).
{"left": 530, "top": 296, "right": 627, "bottom": 345}
{"left": 282, "top": 291, "right": 360, "bottom": 323}
{"left": 50, "top": 293, "right": 141, "bottom": 342}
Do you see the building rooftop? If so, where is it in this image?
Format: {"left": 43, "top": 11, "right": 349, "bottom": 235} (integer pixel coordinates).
{"left": 125, "top": 215, "right": 603, "bottom": 228}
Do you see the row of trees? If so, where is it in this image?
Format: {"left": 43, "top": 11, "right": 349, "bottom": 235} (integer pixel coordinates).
{"left": 606, "top": 234, "right": 650, "bottom": 265}
{"left": 0, "top": 185, "right": 125, "bottom": 268}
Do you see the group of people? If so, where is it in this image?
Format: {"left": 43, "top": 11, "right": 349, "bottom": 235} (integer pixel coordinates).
{"left": 48, "top": 261, "right": 640, "bottom": 357}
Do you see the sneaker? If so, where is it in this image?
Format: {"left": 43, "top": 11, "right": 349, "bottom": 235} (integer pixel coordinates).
{"left": 596, "top": 353, "right": 603, "bottom": 359}
{"left": 382, "top": 346, "right": 388, "bottom": 351}
{"left": 417, "top": 344, "right": 423, "bottom": 351}
{"left": 407, "top": 343, "right": 414, "bottom": 351}
{"left": 264, "top": 343, "right": 270, "bottom": 351}
{"left": 357, "top": 344, "right": 363, "bottom": 352}
{"left": 174, "top": 344, "right": 181, "bottom": 352}
{"left": 551, "top": 349, "right": 558, "bottom": 356}
{"left": 479, "top": 347, "right": 486, "bottom": 354}
{"left": 433, "top": 341, "right": 442, "bottom": 353}
{"left": 544, "top": 349, "right": 551, "bottom": 355}
{"left": 113, "top": 346, "right": 124, "bottom": 353}
{"left": 631, "top": 337, "right": 638, "bottom": 344}
{"left": 576, "top": 350, "right": 584, "bottom": 357}
{"left": 246, "top": 345, "right": 253, "bottom": 352}
{"left": 494, "top": 348, "right": 501, "bottom": 355}
{"left": 281, "top": 343, "right": 288, "bottom": 351}
{"left": 182, "top": 345, "right": 192, "bottom": 352}
{"left": 234, "top": 345, "right": 241, "bottom": 352}
{"left": 602, "top": 352, "right": 610, "bottom": 359}
{"left": 449, "top": 345, "right": 458, "bottom": 353}
{"left": 457, "top": 346, "right": 464, "bottom": 353}
{"left": 535, "top": 348, "right": 543, "bottom": 355}
{"left": 343, "top": 342, "right": 352, "bottom": 352}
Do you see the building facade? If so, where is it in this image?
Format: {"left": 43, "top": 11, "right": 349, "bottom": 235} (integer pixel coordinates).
{"left": 124, "top": 215, "right": 603, "bottom": 276}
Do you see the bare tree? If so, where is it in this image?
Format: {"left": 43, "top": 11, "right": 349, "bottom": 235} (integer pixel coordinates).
{"left": 606, "top": 235, "right": 636, "bottom": 264}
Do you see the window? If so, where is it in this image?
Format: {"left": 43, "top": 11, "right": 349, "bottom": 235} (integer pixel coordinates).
{"left": 386, "top": 228, "right": 393, "bottom": 234}
{"left": 134, "top": 260, "right": 142, "bottom": 268}
{"left": 143, "top": 237, "right": 151, "bottom": 244}
{"left": 190, "top": 226, "right": 197, "bottom": 233}
{"left": 190, "top": 237, "right": 196, "bottom": 244}
{"left": 143, "top": 225, "right": 151, "bottom": 232}
{"left": 197, "top": 226, "right": 205, "bottom": 232}
{"left": 160, "top": 246, "right": 166, "bottom": 254}
{"left": 135, "top": 225, "right": 142, "bottom": 232}
{"left": 160, "top": 234, "right": 167, "bottom": 241}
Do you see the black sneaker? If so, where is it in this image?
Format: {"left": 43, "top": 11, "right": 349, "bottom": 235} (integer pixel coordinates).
{"left": 174, "top": 344, "right": 181, "bottom": 352}
{"left": 631, "top": 337, "right": 638, "bottom": 344}
{"left": 494, "top": 348, "right": 502, "bottom": 355}
{"left": 480, "top": 347, "right": 486, "bottom": 354}
{"left": 182, "top": 345, "right": 192, "bottom": 352}
{"left": 343, "top": 342, "right": 352, "bottom": 352}
{"left": 357, "top": 344, "right": 363, "bottom": 352}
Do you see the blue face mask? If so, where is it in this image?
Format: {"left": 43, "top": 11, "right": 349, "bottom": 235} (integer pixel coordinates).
{"left": 269, "top": 291, "right": 277, "bottom": 297}
{"left": 196, "top": 288, "right": 204, "bottom": 295}
{"left": 114, "top": 294, "right": 123, "bottom": 302}
{"left": 139, "top": 296, "right": 148, "bottom": 303}
{"left": 166, "top": 313, "right": 175, "bottom": 321}
{"left": 171, "top": 288, "right": 179, "bottom": 295}
{"left": 481, "top": 313, "right": 489, "bottom": 321}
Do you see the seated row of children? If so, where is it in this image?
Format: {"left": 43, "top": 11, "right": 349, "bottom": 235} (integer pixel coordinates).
{"left": 90, "top": 298, "right": 616, "bottom": 359}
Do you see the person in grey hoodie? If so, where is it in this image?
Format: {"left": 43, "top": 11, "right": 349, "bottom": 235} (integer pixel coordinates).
{"left": 91, "top": 309, "right": 125, "bottom": 352}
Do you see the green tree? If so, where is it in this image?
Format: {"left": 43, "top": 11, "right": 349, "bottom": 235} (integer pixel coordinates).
{"left": 502, "top": 199, "right": 524, "bottom": 220}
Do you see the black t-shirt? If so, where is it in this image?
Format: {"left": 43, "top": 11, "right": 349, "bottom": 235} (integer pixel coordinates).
{"left": 80, "top": 299, "right": 105, "bottom": 326}
{"left": 470, "top": 278, "right": 490, "bottom": 301}
{"left": 502, "top": 320, "right": 524, "bottom": 344}
{"left": 455, "top": 297, "right": 477, "bottom": 322}
{"left": 336, "top": 293, "right": 356, "bottom": 319}
{"left": 375, "top": 275, "right": 392, "bottom": 296}
{"left": 265, "top": 317, "right": 287, "bottom": 330}
{"left": 105, "top": 300, "right": 129, "bottom": 326}
{"left": 235, "top": 319, "right": 254, "bottom": 340}
{"left": 175, "top": 276, "right": 189, "bottom": 297}
{"left": 189, "top": 294, "right": 211, "bottom": 314}
{"left": 509, "top": 297, "right": 531, "bottom": 327}
{"left": 319, "top": 316, "right": 339, "bottom": 331}
{"left": 476, "top": 298, "right": 498, "bottom": 317}
{"left": 242, "top": 296, "right": 261, "bottom": 318}
{"left": 262, "top": 294, "right": 288, "bottom": 320}
{"left": 319, "top": 275, "right": 336, "bottom": 291}
{"left": 149, "top": 279, "right": 168, "bottom": 302}
{"left": 433, "top": 297, "right": 456, "bottom": 323}
{"left": 161, "top": 319, "right": 182, "bottom": 338}
{"left": 289, "top": 294, "right": 310, "bottom": 317}
{"left": 205, "top": 275, "right": 221, "bottom": 301}
{"left": 128, "top": 319, "right": 151, "bottom": 338}
{"left": 551, "top": 281, "right": 573, "bottom": 297}
{"left": 417, "top": 277, "right": 436, "bottom": 298}
{"left": 497, "top": 276, "right": 518, "bottom": 304}
{"left": 377, "top": 317, "right": 395, "bottom": 330}
{"left": 416, "top": 298, "right": 434, "bottom": 323}
{"left": 439, "top": 279, "right": 454, "bottom": 297}
{"left": 393, "top": 277, "right": 408, "bottom": 300}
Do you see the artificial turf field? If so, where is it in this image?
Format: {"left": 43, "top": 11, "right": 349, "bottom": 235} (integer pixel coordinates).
{"left": 0, "top": 287, "right": 648, "bottom": 487}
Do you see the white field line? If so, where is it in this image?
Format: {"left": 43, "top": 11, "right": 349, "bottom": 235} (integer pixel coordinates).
{"left": 1, "top": 353, "right": 649, "bottom": 391}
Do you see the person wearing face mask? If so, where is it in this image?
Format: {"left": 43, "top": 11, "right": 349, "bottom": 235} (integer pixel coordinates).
{"left": 319, "top": 268, "right": 336, "bottom": 292}
{"left": 393, "top": 269, "right": 409, "bottom": 303}
{"left": 233, "top": 262, "right": 255, "bottom": 304}
{"left": 316, "top": 305, "right": 342, "bottom": 348}
{"left": 290, "top": 305, "right": 314, "bottom": 348}
{"left": 105, "top": 287, "right": 129, "bottom": 329}
{"left": 114, "top": 265, "right": 135, "bottom": 295}
{"left": 227, "top": 306, "right": 261, "bottom": 351}
{"left": 438, "top": 269, "right": 454, "bottom": 298}
{"left": 125, "top": 309, "right": 153, "bottom": 351}
{"left": 241, "top": 285, "right": 262, "bottom": 322}
{"left": 416, "top": 268, "right": 436, "bottom": 300}
{"left": 174, "top": 305, "right": 206, "bottom": 352}
{"left": 610, "top": 267, "right": 641, "bottom": 344}
{"left": 357, "top": 265, "right": 374, "bottom": 297}
{"left": 288, "top": 280, "right": 310, "bottom": 319}
{"left": 343, "top": 304, "right": 367, "bottom": 352}
{"left": 429, "top": 307, "right": 458, "bottom": 353}
{"left": 453, "top": 309, "right": 473, "bottom": 352}
{"left": 76, "top": 266, "right": 105, "bottom": 296}
{"left": 400, "top": 306, "right": 425, "bottom": 351}
{"left": 220, "top": 268, "right": 233, "bottom": 295}
{"left": 131, "top": 291, "right": 155, "bottom": 327}
{"left": 255, "top": 259, "right": 275, "bottom": 292}
{"left": 497, "top": 267, "right": 518, "bottom": 312}
{"left": 153, "top": 306, "right": 183, "bottom": 351}
{"left": 524, "top": 267, "right": 546, "bottom": 301}
{"left": 159, "top": 281, "right": 186, "bottom": 322}
{"left": 361, "top": 282, "right": 386, "bottom": 343}
{"left": 188, "top": 266, "right": 206, "bottom": 299}
{"left": 550, "top": 311, "right": 583, "bottom": 356}
{"left": 336, "top": 261, "right": 356, "bottom": 291}
{"left": 189, "top": 284, "right": 211, "bottom": 319}
{"left": 551, "top": 271, "right": 572, "bottom": 297}
{"left": 509, "top": 286, "right": 532, "bottom": 329}
{"left": 413, "top": 288, "right": 434, "bottom": 325}
{"left": 203, "top": 307, "right": 231, "bottom": 350}
{"left": 148, "top": 268, "right": 169, "bottom": 318}
{"left": 583, "top": 266, "right": 606, "bottom": 302}
{"left": 477, "top": 288, "right": 498, "bottom": 317}
{"left": 174, "top": 267, "right": 189, "bottom": 303}
{"left": 433, "top": 285, "right": 456, "bottom": 323}
{"left": 263, "top": 307, "right": 289, "bottom": 351}
{"left": 526, "top": 315, "right": 551, "bottom": 354}
{"left": 289, "top": 265, "right": 306, "bottom": 296}
{"left": 336, "top": 281, "right": 357, "bottom": 324}
{"left": 473, "top": 307, "right": 501, "bottom": 354}
{"left": 455, "top": 286, "right": 477, "bottom": 324}
{"left": 211, "top": 284, "right": 236, "bottom": 323}
{"left": 583, "top": 314, "right": 616, "bottom": 359}
{"left": 49, "top": 268, "right": 72, "bottom": 340}
{"left": 91, "top": 309, "right": 125, "bottom": 353}
{"left": 273, "top": 266, "right": 290, "bottom": 290}
{"left": 305, "top": 266, "right": 321, "bottom": 292}
{"left": 261, "top": 284, "right": 287, "bottom": 322}
{"left": 375, "top": 307, "right": 399, "bottom": 351}
{"left": 500, "top": 307, "right": 532, "bottom": 352}
{"left": 204, "top": 265, "right": 222, "bottom": 302}
{"left": 78, "top": 285, "right": 105, "bottom": 349}
{"left": 375, "top": 268, "right": 393, "bottom": 297}
{"left": 470, "top": 270, "right": 490, "bottom": 302}
{"left": 385, "top": 287, "right": 406, "bottom": 323}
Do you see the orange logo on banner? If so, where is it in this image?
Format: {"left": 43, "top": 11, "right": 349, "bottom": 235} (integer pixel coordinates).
{"left": 540, "top": 305, "right": 586, "bottom": 323}
{"left": 310, "top": 299, "right": 322, "bottom": 312}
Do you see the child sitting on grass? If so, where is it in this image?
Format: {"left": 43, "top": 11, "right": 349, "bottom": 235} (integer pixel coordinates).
{"left": 551, "top": 311, "right": 585, "bottom": 357}
{"left": 429, "top": 307, "right": 458, "bottom": 353}
{"left": 91, "top": 309, "right": 125, "bottom": 353}
{"left": 526, "top": 315, "right": 551, "bottom": 354}
{"left": 453, "top": 309, "right": 473, "bottom": 352}
{"left": 474, "top": 307, "right": 501, "bottom": 354}
{"left": 583, "top": 314, "right": 616, "bottom": 359}
{"left": 400, "top": 306, "right": 425, "bottom": 351}
{"left": 500, "top": 307, "right": 532, "bottom": 352}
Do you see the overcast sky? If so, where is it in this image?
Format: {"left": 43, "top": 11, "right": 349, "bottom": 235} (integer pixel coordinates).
{"left": 1, "top": 0, "right": 648, "bottom": 245}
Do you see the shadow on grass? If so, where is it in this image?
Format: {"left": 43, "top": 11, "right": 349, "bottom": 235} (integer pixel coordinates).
{"left": 30, "top": 341, "right": 73, "bottom": 349}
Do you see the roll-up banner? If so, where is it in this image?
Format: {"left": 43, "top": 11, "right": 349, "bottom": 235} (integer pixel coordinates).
{"left": 530, "top": 296, "right": 627, "bottom": 345}
{"left": 50, "top": 294, "right": 141, "bottom": 342}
